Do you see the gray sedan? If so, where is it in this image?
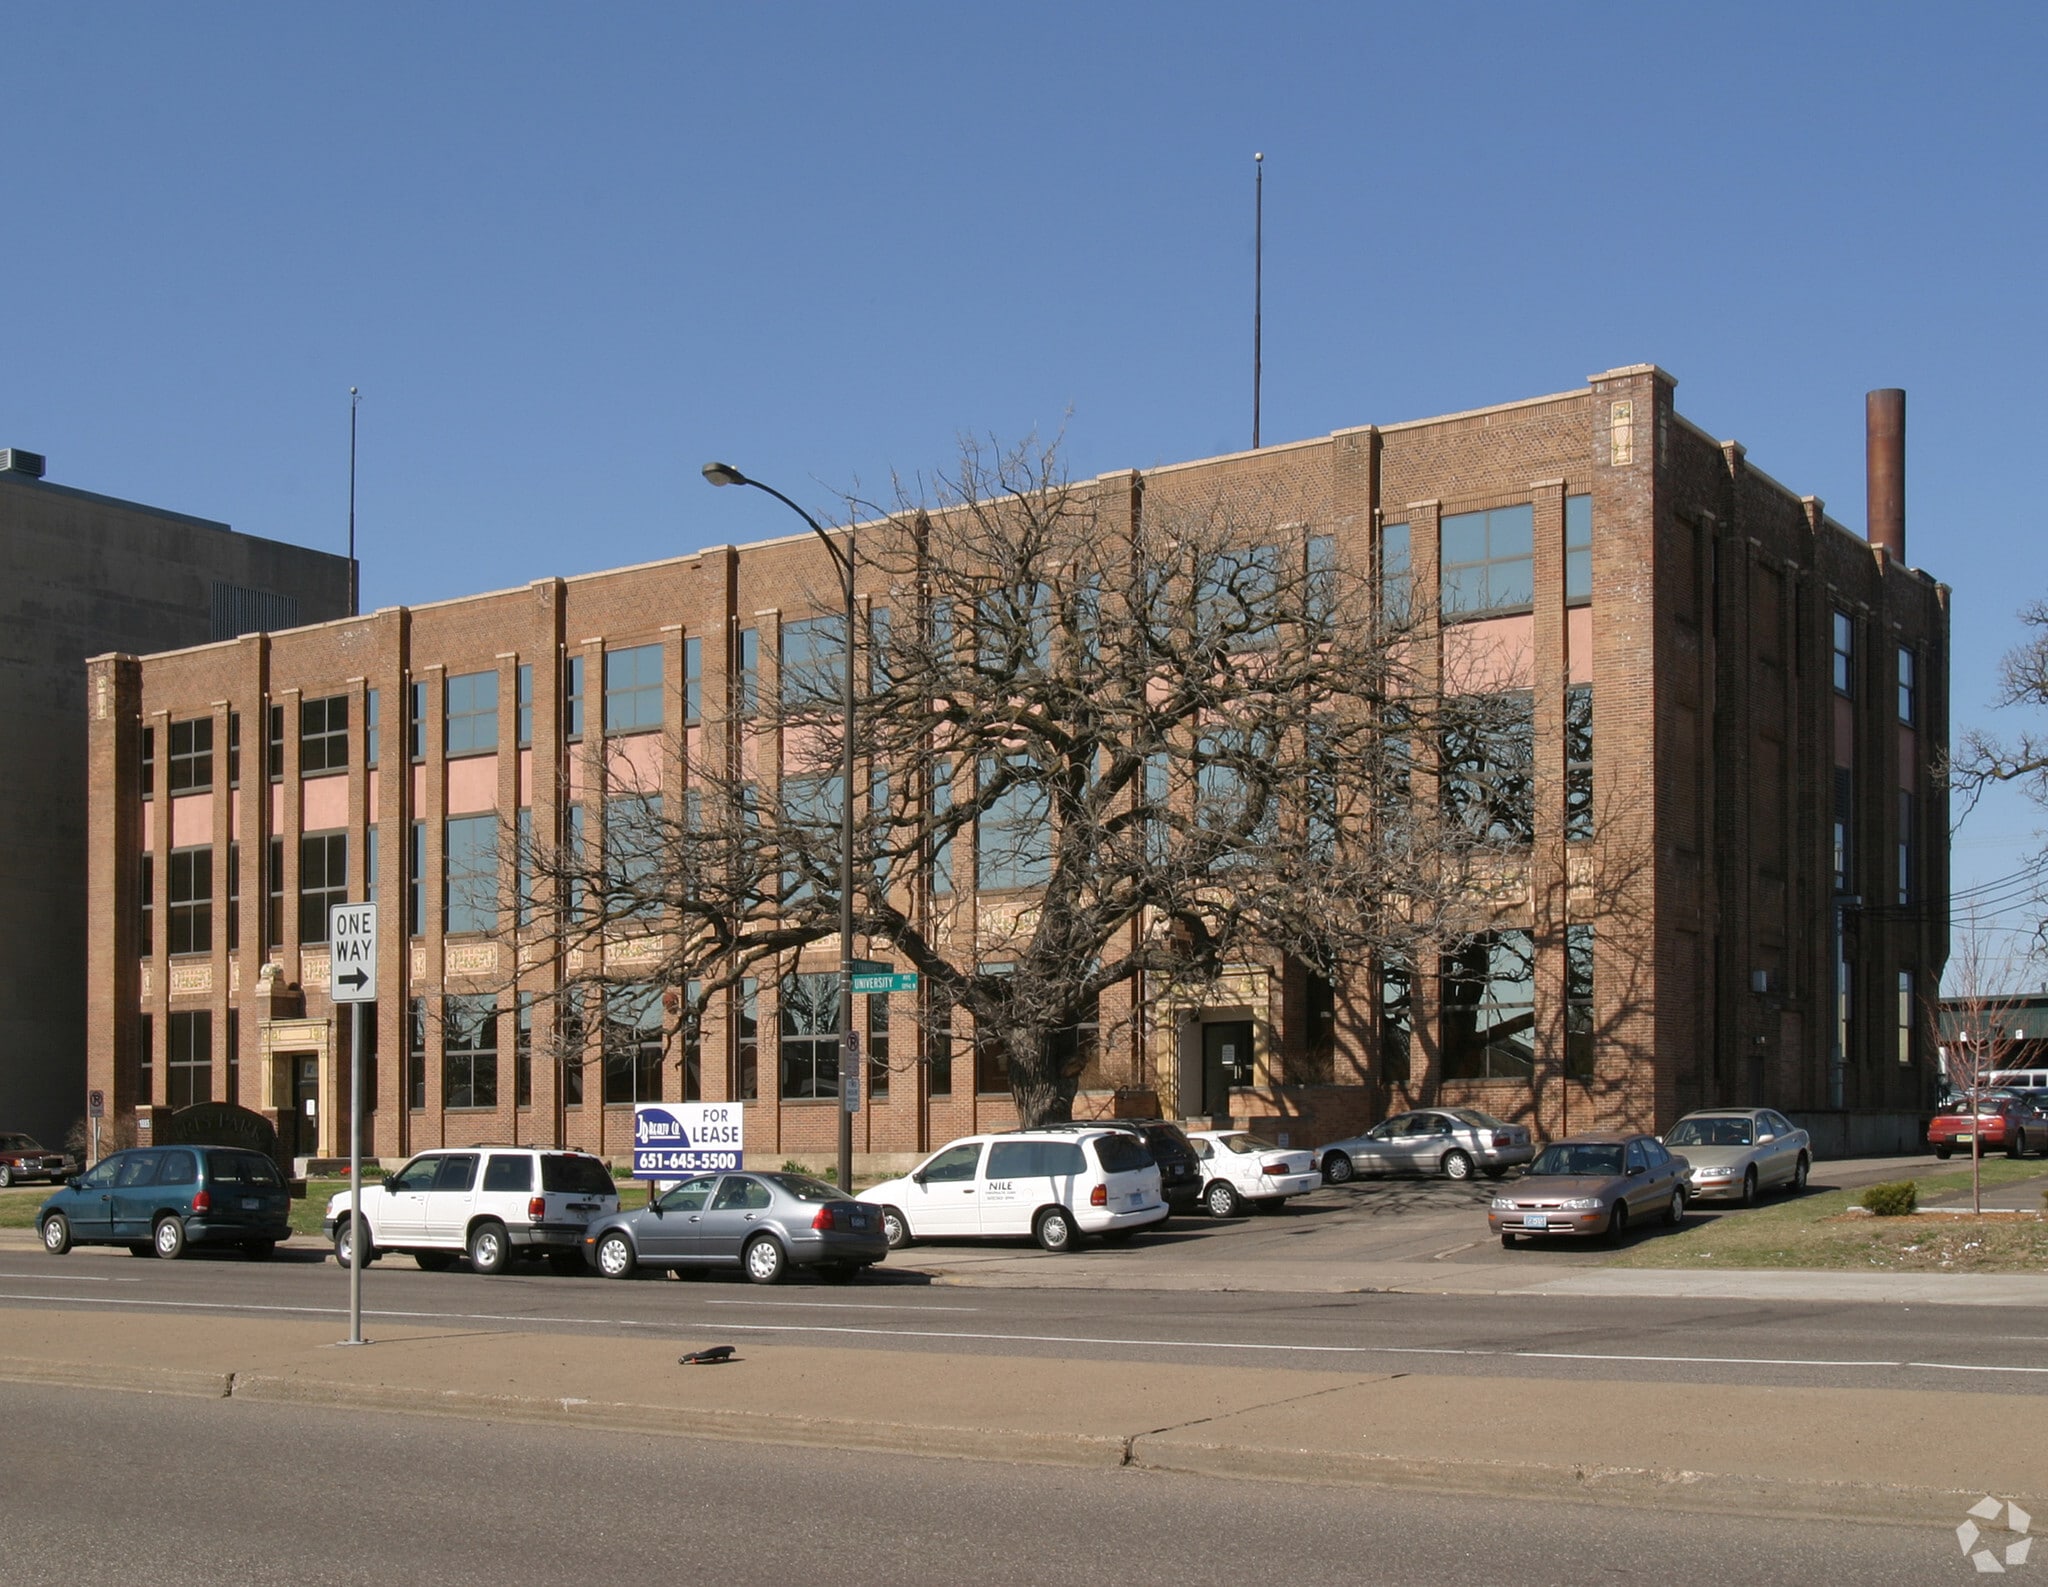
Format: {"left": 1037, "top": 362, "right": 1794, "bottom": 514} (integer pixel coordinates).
{"left": 1316, "top": 1108, "right": 1534, "bottom": 1183}
{"left": 581, "top": 1171, "right": 888, "bottom": 1284}
{"left": 1664, "top": 1108, "right": 1811, "bottom": 1204}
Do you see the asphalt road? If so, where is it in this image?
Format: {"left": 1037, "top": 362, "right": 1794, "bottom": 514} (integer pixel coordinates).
{"left": 0, "top": 1382, "right": 1974, "bottom": 1587}
{"left": 6, "top": 1235, "right": 2048, "bottom": 1396}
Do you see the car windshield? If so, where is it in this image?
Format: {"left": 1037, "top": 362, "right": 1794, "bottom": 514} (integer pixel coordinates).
{"left": 0, "top": 1134, "right": 43, "bottom": 1152}
{"left": 1221, "top": 1134, "right": 1279, "bottom": 1155}
{"left": 540, "top": 1155, "right": 618, "bottom": 1196}
{"left": 1093, "top": 1134, "right": 1154, "bottom": 1174}
{"left": 1666, "top": 1117, "right": 1754, "bottom": 1148}
{"left": 763, "top": 1173, "right": 842, "bottom": 1202}
{"left": 1529, "top": 1143, "right": 1625, "bottom": 1177}
{"left": 1447, "top": 1110, "right": 1503, "bottom": 1129}
{"left": 210, "top": 1153, "right": 282, "bottom": 1186}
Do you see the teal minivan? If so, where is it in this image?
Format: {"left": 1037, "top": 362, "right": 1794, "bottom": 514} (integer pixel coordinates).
{"left": 39, "top": 1145, "right": 293, "bottom": 1260}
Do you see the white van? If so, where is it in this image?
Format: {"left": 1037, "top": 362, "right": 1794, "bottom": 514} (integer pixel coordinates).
{"left": 859, "top": 1129, "right": 1168, "bottom": 1253}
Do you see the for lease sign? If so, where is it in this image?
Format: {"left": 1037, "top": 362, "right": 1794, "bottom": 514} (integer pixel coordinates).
{"left": 632, "top": 1102, "right": 744, "bottom": 1179}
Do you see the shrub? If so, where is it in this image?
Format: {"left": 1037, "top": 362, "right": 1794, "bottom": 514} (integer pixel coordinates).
{"left": 1861, "top": 1181, "right": 1918, "bottom": 1217}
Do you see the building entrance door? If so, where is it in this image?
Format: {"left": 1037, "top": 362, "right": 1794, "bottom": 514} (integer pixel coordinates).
{"left": 1201, "top": 1021, "right": 1254, "bottom": 1117}
{"left": 281, "top": 1053, "right": 319, "bottom": 1160}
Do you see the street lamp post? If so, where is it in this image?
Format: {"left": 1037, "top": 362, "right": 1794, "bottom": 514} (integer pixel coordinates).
{"left": 702, "top": 463, "right": 857, "bottom": 1193}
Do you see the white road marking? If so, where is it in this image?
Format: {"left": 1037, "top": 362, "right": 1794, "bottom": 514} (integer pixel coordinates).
{"left": 703, "top": 1298, "right": 981, "bottom": 1313}
{"left": 0, "top": 1272, "right": 142, "bottom": 1283}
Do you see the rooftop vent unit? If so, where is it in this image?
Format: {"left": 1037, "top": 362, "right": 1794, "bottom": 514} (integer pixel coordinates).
{"left": 0, "top": 448, "right": 47, "bottom": 478}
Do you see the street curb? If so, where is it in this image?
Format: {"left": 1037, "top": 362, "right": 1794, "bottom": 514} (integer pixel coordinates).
{"left": 0, "top": 1352, "right": 2026, "bottom": 1525}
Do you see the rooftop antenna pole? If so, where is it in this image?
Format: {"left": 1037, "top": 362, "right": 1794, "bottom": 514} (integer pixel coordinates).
{"left": 1252, "top": 152, "right": 1264, "bottom": 450}
{"left": 347, "top": 387, "right": 361, "bottom": 617}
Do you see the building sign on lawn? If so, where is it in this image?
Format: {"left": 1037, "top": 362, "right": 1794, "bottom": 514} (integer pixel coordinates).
{"left": 632, "top": 1102, "right": 744, "bottom": 1179}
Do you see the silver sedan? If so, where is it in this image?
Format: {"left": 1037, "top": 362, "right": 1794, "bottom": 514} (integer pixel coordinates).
{"left": 1663, "top": 1108, "right": 1811, "bottom": 1204}
{"left": 1316, "top": 1108, "right": 1534, "bottom": 1184}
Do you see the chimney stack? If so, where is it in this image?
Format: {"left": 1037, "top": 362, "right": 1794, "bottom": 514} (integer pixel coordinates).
{"left": 1865, "top": 388, "right": 1905, "bottom": 562}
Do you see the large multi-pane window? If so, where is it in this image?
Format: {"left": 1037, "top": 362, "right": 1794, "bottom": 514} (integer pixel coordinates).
{"left": 442, "top": 995, "right": 499, "bottom": 1110}
{"left": 227, "top": 712, "right": 241, "bottom": 788}
{"left": 408, "top": 998, "right": 428, "bottom": 1110}
{"left": 299, "top": 832, "right": 347, "bottom": 944}
{"left": 226, "top": 1007, "right": 241, "bottom": 1104}
{"left": 445, "top": 814, "right": 499, "bottom": 934}
{"left": 1441, "top": 930, "right": 1536, "bottom": 1080}
{"left": 563, "top": 803, "right": 585, "bottom": 922}
{"left": 779, "top": 972, "right": 840, "bottom": 1100}
{"left": 780, "top": 615, "right": 846, "bottom": 711}
{"left": 780, "top": 776, "right": 840, "bottom": 902}
{"left": 137, "top": 855, "right": 154, "bottom": 955}
{"left": 604, "top": 644, "right": 663, "bottom": 733}
{"left": 1897, "top": 646, "right": 1916, "bottom": 725}
{"left": 516, "top": 664, "right": 533, "bottom": 748}
{"left": 926, "top": 989, "right": 954, "bottom": 1096}
{"left": 1832, "top": 610, "right": 1855, "bottom": 696}
{"left": 1379, "top": 952, "right": 1412, "bottom": 1084}
{"left": 167, "top": 847, "right": 211, "bottom": 955}
{"left": 976, "top": 758, "right": 1051, "bottom": 891}
{"left": 407, "top": 681, "right": 428, "bottom": 762}
{"left": 867, "top": 994, "right": 889, "bottom": 1100}
{"left": 136, "top": 1013, "right": 154, "bottom": 1102}
{"left": 226, "top": 842, "right": 240, "bottom": 952}
{"left": 363, "top": 689, "right": 378, "bottom": 769}
{"left": 1565, "top": 925, "right": 1595, "bottom": 1078}
{"left": 1565, "top": 685, "right": 1594, "bottom": 843}
{"left": 168, "top": 717, "right": 213, "bottom": 793}
{"left": 681, "top": 979, "right": 703, "bottom": 1102}
{"left": 1440, "top": 504, "right": 1534, "bottom": 618}
{"left": 736, "top": 628, "right": 759, "bottom": 719}
{"left": 1443, "top": 693, "right": 1536, "bottom": 845}
{"left": 166, "top": 1010, "right": 212, "bottom": 1109}
{"left": 1378, "top": 522, "right": 1411, "bottom": 625}
{"left": 1195, "top": 729, "right": 1277, "bottom": 862}
{"left": 407, "top": 820, "right": 426, "bottom": 936}
{"left": 1196, "top": 548, "right": 1279, "bottom": 645}
{"left": 974, "top": 965, "right": 1014, "bottom": 1095}
{"left": 602, "top": 985, "right": 664, "bottom": 1104}
{"left": 445, "top": 671, "right": 498, "bottom": 756}
{"left": 930, "top": 760, "right": 954, "bottom": 895}
{"left": 266, "top": 837, "right": 284, "bottom": 949}
{"left": 515, "top": 993, "right": 533, "bottom": 1107}
{"left": 683, "top": 636, "right": 703, "bottom": 724}
{"left": 140, "top": 727, "right": 155, "bottom": 797}
{"left": 734, "top": 978, "right": 759, "bottom": 1101}
{"left": 563, "top": 654, "right": 585, "bottom": 741}
{"left": 560, "top": 987, "right": 587, "bottom": 1107}
{"left": 1564, "top": 495, "right": 1593, "bottom": 606}
{"left": 267, "top": 704, "right": 285, "bottom": 781}
{"left": 605, "top": 795, "right": 662, "bottom": 917}
{"left": 301, "top": 695, "right": 349, "bottom": 774}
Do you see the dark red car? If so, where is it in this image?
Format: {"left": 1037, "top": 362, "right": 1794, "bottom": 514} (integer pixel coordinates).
{"left": 1928, "top": 1093, "right": 2048, "bottom": 1160}
{"left": 0, "top": 1133, "right": 75, "bottom": 1188}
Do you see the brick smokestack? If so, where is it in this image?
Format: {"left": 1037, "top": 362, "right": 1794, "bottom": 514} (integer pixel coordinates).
{"left": 1866, "top": 388, "right": 1905, "bottom": 561}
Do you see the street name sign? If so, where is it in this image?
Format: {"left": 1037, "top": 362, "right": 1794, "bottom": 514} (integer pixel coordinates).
{"left": 850, "top": 970, "right": 918, "bottom": 995}
{"left": 329, "top": 903, "right": 378, "bottom": 1003}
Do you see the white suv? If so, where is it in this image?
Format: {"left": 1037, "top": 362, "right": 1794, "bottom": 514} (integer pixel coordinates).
{"left": 324, "top": 1148, "right": 619, "bottom": 1275}
{"left": 859, "top": 1129, "right": 1167, "bottom": 1254}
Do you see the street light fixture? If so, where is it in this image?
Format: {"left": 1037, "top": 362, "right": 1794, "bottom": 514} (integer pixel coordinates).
{"left": 702, "top": 462, "right": 858, "bottom": 1193}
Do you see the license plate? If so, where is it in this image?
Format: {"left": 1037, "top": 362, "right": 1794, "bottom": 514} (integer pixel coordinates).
{"left": 241, "top": 1198, "right": 261, "bottom": 1211}
{"left": 1128, "top": 1193, "right": 1148, "bottom": 1207}
{"left": 851, "top": 1214, "right": 870, "bottom": 1230}
{"left": 1956, "top": 1133, "right": 1974, "bottom": 1142}
{"left": 1524, "top": 1212, "right": 1549, "bottom": 1229}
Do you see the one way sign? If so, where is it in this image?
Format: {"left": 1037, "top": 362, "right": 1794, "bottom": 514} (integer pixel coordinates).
{"left": 329, "top": 903, "right": 378, "bottom": 1003}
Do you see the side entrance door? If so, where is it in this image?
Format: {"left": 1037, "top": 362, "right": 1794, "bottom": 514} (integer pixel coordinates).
{"left": 903, "top": 1141, "right": 984, "bottom": 1236}
{"left": 108, "top": 1150, "right": 166, "bottom": 1242}
{"left": 1202, "top": 1022, "right": 1254, "bottom": 1117}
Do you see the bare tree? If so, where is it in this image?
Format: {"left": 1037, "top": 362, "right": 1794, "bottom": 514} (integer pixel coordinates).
{"left": 1937, "top": 908, "right": 2034, "bottom": 1213}
{"left": 1955, "top": 599, "right": 2048, "bottom": 952}
{"left": 510, "top": 437, "right": 1526, "bottom": 1127}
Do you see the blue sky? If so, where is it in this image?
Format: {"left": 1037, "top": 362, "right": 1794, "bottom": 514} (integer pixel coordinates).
{"left": 4, "top": 3, "right": 2044, "bottom": 965}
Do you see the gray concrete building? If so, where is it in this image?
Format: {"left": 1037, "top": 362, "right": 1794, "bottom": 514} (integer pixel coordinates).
{"left": 1, "top": 448, "right": 352, "bottom": 1148}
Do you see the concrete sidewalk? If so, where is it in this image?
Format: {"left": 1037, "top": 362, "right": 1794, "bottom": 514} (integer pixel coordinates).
{"left": 0, "top": 1305, "right": 2038, "bottom": 1528}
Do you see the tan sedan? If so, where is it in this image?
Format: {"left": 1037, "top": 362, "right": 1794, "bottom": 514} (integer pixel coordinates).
{"left": 1488, "top": 1132, "right": 1691, "bottom": 1247}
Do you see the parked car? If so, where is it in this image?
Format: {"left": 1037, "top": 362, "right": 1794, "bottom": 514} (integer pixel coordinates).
{"left": 1315, "top": 1108, "right": 1534, "bottom": 1184}
{"left": 38, "top": 1145, "right": 292, "bottom": 1259}
{"left": 1664, "top": 1108, "right": 1811, "bottom": 1204}
{"left": 1015, "top": 1119, "right": 1205, "bottom": 1214}
{"left": 324, "top": 1147, "right": 619, "bottom": 1274}
{"left": 1928, "top": 1093, "right": 2048, "bottom": 1160}
{"left": 0, "top": 1133, "right": 74, "bottom": 1187}
{"left": 859, "top": 1129, "right": 1168, "bottom": 1253}
{"left": 1488, "top": 1132, "right": 1690, "bottom": 1246}
{"left": 1185, "top": 1129, "right": 1321, "bottom": 1217}
{"left": 583, "top": 1170, "right": 886, "bottom": 1284}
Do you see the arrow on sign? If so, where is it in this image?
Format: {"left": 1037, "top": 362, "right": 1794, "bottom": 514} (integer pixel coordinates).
{"left": 338, "top": 969, "right": 369, "bottom": 992}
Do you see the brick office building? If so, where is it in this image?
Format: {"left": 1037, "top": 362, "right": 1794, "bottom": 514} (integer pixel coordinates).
{"left": 0, "top": 450, "right": 350, "bottom": 1148}
{"left": 84, "top": 366, "right": 1948, "bottom": 1167}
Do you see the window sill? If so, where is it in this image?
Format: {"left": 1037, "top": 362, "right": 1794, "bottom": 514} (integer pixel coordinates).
{"left": 443, "top": 748, "right": 498, "bottom": 761}
{"left": 300, "top": 768, "right": 348, "bottom": 781}
{"left": 1441, "top": 605, "right": 1536, "bottom": 625}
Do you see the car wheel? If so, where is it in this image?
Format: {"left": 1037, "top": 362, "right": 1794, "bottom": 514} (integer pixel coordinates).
{"left": 1739, "top": 1167, "right": 1758, "bottom": 1208}
{"left": 1441, "top": 1150, "right": 1475, "bottom": 1181}
{"left": 1790, "top": 1154, "right": 1810, "bottom": 1194}
{"left": 332, "top": 1215, "right": 375, "bottom": 1267}
{"left": 547, "top": 1252, "right": 586, "bottom": 1277}
{"left": 743, "top": 1234, "right": 788, "bottom": 1284}
{"left": 1034, "top": 1206, "right": 1078, "bottom": 1253}
{"left": 880, "top": 1206, "right": 912, "bottom": 1250}
{"left": 2012, "top": 1130, "right": 2029, "bottom": 1161}
{"left": 1500, "top": 1230, "right": 1518, "bottom": 1249}
{"left": 153, "top": 1216, "right": 187, "bottom": 1260}
{"left": 1664, "top": 1189, "right": 1686, "bottom": 1227}
{"left": 414, "top": 1250, "right": 457, "bottom": 1272}
{"left": 1322, "top": 1151, "right": 1355, "bottom": 1185}
{"left": 467, "top": 1221, "right": 511, "bottom": 1276}
{"left": 595, "top": 1231, "right": 636, "bottom": 1280}
{"left": 243, "top": 1239, "right": 275, "bottom": 1261}
{"left": 0, "top": 1164, "right": 14, "bottom": 1188}
{"left": 40, "top": 1213, "right": 70, "bottom": 1255}
{"left": 1606, "top": 1201, "right": 1629, "bottom": 1243}
{"left": 1933, "top": 1145, "right": 1953, "bottom": 1160}
{"left": 1204, "top": 1180, "right": 1242, "bottom": 1219}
